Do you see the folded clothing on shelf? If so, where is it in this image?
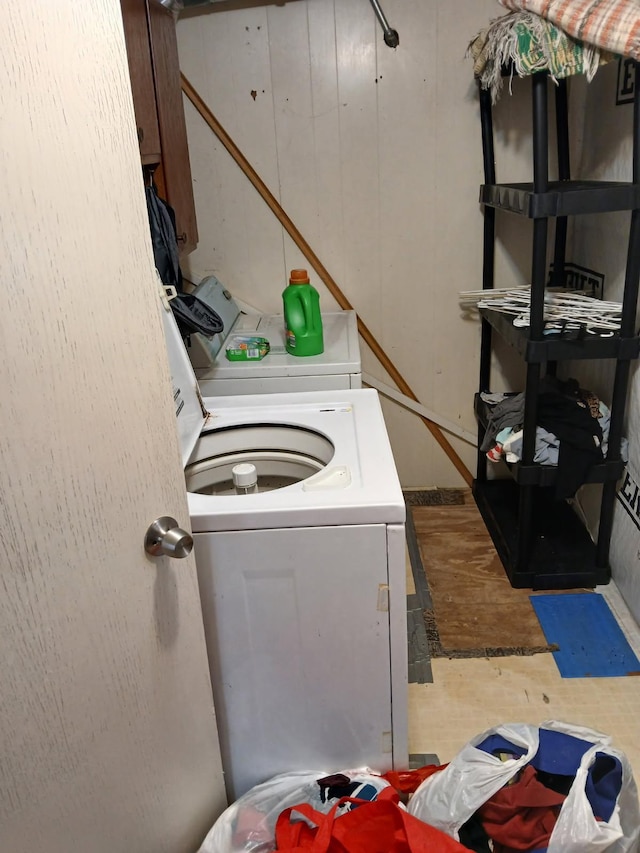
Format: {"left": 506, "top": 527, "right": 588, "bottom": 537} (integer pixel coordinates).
{"left": 500, "top": 0, "right": 640, "bottom": 62}
{"left": 468, "top": 11, "right": 611, "bottom": 102}
{"left": 480, "top": 378, "right": 628, "bottom": 498}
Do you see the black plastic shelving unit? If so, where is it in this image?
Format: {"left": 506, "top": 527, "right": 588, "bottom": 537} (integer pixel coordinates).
{"left": 474, "top": 67, "right": 640, "bottom": 590}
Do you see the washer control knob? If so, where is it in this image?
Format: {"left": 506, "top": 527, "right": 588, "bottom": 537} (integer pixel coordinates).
{"left": 144, "top": 516, "right": 193, "bottom": 559}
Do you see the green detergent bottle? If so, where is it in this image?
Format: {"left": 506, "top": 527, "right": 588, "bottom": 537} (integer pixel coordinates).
{"left": 283, "top": 269, "right": 324, "bottom": 356}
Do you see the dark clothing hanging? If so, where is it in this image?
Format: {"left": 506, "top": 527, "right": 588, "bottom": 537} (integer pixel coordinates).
{"left": 537, "top": 387, "right": 603, "bottom": 499}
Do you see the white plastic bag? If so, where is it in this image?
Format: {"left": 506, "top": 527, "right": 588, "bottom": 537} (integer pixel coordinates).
{"left": 408, "top": 721, "right": 640, "bottom": 853}
{"left": 198, "top": 768, "right": 391, "bottom": 853}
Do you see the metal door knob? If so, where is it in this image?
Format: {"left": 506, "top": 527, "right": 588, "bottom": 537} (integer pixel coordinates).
{"left": 145, "top": 516, "right": 193, "bottom": 559}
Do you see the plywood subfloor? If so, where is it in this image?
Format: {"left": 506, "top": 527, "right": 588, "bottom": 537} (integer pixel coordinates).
{"left": 412, "top": 492, "right": 555, "bottom": 656}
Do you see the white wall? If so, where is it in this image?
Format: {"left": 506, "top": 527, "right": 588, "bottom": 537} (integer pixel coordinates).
{"left": 177, "top": 2, "right": 640, "bottom": 614}
{"left": 176, "top": 0, "right": 533, "bottom": 488}
{"left": 567, "top": 63, "right": 640, "bottom": 622}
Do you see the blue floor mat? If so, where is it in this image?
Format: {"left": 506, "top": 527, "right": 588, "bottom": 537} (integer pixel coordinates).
{"left": 530, "top": 593, "right": 640, "bottom": 678}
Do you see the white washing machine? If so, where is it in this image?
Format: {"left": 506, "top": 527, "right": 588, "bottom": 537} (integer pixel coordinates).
{"left": 163, "top": 296, "right": 407, "bottom": 802}
{"left": 185, "top": 275, "right": 361, "bottom": 395}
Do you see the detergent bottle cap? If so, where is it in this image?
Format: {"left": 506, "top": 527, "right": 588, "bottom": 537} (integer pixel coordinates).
{"left": 289, "top": 269, "right": 310, "bottom": 285}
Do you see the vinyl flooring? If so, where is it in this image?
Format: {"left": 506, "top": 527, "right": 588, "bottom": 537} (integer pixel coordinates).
{"left": 406, "top": 509, "right": 640, "bottom": 780}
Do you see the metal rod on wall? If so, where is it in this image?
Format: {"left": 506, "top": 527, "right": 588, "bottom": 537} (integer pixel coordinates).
{"left": 368, "top": 0, "right": 399, "bottom": 48}
{"left": 180, "top": 73, "right": 473, "bottom": 486}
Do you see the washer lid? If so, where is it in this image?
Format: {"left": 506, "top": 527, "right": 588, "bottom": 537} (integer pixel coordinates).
{"left": 161, "top": 292, "right": 207, "bottom": 467}
{"left": 188, "top": 388, "right": 406, "bottom": 531}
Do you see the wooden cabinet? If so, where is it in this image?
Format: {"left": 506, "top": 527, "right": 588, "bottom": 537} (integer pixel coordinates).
{"left": 121, "top": 0, "right": 198, "bottom": 254}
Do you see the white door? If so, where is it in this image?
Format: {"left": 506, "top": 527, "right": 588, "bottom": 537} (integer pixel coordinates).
{"left": 0, "top": 3, "right": 226, "bottom": 852}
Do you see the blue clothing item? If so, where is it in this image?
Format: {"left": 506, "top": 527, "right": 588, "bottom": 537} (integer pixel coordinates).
{"left": 502, "top": 426, "right": 558, "bottom": 465}
{"left": 585, "top": 753, "right": 623, "bottom": 822}
{"left": 476, "top": 733, "right": 528, "bottom": 760}
{"left": 495, "top": 426, "right": 515, "bottom": 445}
{"left": 475, "top": 728, "right": 623, "bottom": 823}
{"left": 531, "top": 729, "right": 592, "bottom": 775}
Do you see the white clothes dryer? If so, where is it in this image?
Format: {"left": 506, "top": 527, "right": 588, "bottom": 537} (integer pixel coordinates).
{"left": 185, "top": 275, "right": 361, "bottom": 395}
{"left": 163, "top": 296, "right": 407, "bottom": 802}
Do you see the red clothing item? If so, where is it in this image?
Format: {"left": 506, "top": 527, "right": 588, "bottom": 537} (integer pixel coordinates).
{"left": 382, "top": 765, "right": 447, "bottom": 795}
{"left": 276, "top": 787, "right": 474, "bottom": 853}
{"left": 478, "top": 765, "right": 566, "bottom": 852}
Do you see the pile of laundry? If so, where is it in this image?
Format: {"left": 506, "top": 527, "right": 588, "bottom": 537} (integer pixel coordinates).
{"left": 197, "top": 767, "right": 465, "bottom": 853}
{"left": 197, "top": 721, "right": 640, "bottom": 852}
{"left": 409, "top": 722, "right": 640, "bottom": 853}
{"left": 480, "top": 376, "right": 627, "bottom": 498}
{"left": 469, "top": 0, "right": 640, "bottom": 101}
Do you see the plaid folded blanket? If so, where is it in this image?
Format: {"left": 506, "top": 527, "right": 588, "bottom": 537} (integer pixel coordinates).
{"left": 469, "top": 11, "right": 609, "bottom": 101}
{"left": 500, "top": 0, "right": 640, "bottom": 60}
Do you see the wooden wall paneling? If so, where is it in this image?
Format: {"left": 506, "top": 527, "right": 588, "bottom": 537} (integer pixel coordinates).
{"left": 195, "top": 9, "right": 258, "bottom": 292}
{"left": 332, "top": 0, "right": 382, "bottom": 333}
{"left": 175, "top": 0, "right": 545, "bottom": 486}
{"left": 489, "top": 71, "right": 537, "bottom": 306}
{"left": 307, "top": 0, "right": 348, "bottom": 295}
{"left": 179, "top": 8, "right": 285, "bottom": 306}
{"left": 573, "top": 65, "right": 632, "bottom": 302}
{"left": 178, "top": 17, "right": 232, "bottom": 281}
{"left": 120, "top": 0, "right": 162, "bottom": 163}
{"left": 226, "top": 6, "right": 292, "bottom": 308}
{"left": 427, "top": 0, "right": 529, "bottom": 484}
{"left": 148, "top": 0, "right": 198, "bottom": 253}
{"left": 428, "top": 2, "right": 487, "bottom": 483}
{"left": 375, "top": 0, "right": 440, "bottom": 484}
{"left": 568, "top": 62, "right": 640, "bottom": 615}
{"left": 266, "top": 1, "right": 333, "bottom": 300}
